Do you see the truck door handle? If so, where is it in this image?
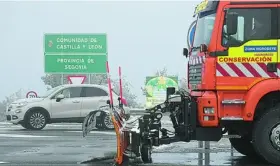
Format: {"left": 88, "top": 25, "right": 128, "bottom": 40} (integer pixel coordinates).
{"left": 72, "top": 100, "right": 80, "bottom": 103}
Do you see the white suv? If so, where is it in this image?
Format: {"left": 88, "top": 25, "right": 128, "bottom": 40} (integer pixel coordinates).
{"left": 5, "top": 84, "right": 130, "bottom": 130}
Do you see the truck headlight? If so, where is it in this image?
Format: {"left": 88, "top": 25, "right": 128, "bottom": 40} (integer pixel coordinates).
{"left": 203, "top": 107, "right": 214, "bottom": 114}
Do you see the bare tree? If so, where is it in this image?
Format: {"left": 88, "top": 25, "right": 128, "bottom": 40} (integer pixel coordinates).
{"left": 0, "top": 89, "right": 24, "bottom": 121}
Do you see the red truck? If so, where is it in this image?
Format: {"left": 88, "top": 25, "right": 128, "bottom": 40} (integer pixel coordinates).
{"left": 111, "top": 0, "right": 280, "bottom": 165}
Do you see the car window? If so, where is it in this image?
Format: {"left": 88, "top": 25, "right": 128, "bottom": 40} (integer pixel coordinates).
{"left": 84, "top": 87, "right": 108, "bottom": 97}
{"left": 56, "top": 87, "right": 83, "bottom": 98}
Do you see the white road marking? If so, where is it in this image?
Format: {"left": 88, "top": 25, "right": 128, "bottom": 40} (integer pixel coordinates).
{"left": 0, "top": 134, "right": 57, "bottom": 138}
{"left": 0, "top": 161, "right": 9, "bottom": 164}
{"left": 66, "top": 131, "right": 115, "bottom": 135}
{"left": 0, "top": 122, "right": 10, "bottom": 125}
{"left": 47, "top": 124, "right": 81, "bottom": 127}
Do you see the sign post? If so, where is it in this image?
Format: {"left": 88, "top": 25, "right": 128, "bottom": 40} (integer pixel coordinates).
{"left": 67, "top": 76, "right": 86, "bottom": 84}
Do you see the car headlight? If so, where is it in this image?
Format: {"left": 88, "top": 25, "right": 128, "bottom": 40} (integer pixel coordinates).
{"left": 203, "top": 107, "right": 214, "bottom": 114}
{"left": 16, "top": 102, "right": 28, "bottom": 108}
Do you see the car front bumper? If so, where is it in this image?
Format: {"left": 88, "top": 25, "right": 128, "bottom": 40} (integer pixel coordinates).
{"left": 6, "top": 108, "right": 25, "bottom": 124}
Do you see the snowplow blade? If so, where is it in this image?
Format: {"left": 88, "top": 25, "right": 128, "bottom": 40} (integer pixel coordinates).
{"left": 111, "top": 108, "right": 141, "bottom": 165}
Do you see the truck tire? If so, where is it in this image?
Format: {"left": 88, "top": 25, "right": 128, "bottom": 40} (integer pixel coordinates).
{"left": 140, "top": 145, "right": 152, "bottom": 163}
{"left": 26, "top": 110, "right": 47, "bottom": 130}
{"left": 252, "top": 105, "right": 280, "bottom": 165}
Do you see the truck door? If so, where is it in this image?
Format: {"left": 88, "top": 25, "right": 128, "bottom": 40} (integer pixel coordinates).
{"left": 278, "top": 5, "right": 280, "bottom": 78}
{"left": 218, "top": 6, "right": 279, "bottom": 79}
{"left": 243, "top": 7, "right": 279, "bottom": 79}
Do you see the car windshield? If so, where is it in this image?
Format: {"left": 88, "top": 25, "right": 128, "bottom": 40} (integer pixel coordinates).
{"left": 192, "top": 12, "right": 216, "bottom": 48}
{"left": 41, "top": 86, "right": 63, "bottom": 98}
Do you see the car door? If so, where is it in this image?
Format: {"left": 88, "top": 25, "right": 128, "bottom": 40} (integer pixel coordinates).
{"left": 80, "top": 87, "right": 109, "bottom": 117}
{"left": 50, "top": 87, "right": 83, "bottom": 119}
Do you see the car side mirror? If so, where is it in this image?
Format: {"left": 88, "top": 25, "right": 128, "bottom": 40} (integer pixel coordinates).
{"left": 183, "top": 48, "right": 189, "bottom": 58}
{"left": 226, "top": 12, "right": 238, "bottom": 36}
{"left": 56, "top": 94, "right": 64, "bottom": 102}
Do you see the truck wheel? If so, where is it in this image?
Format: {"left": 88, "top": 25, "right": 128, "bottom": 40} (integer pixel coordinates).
{"left": 252, "top": 105, "right": 280, "bottom": 165}
{"left": 101, "top": 113, "right": 114, "bottom": 130}
{"left": 26, "top": 111, "right": 47, "bottom": 130}
{"left": 141, "top": 145, "right": 152, "bottom": 163}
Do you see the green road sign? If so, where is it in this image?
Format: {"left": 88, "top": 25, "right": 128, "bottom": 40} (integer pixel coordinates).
{"left": 44, "top": 54, "right": 107, "bottom": 73}
{"left": 145, "top": 76, "right": 178, "bottom": 108}
{"left": 44, "top": 34, "right": 107, "bottom": 54}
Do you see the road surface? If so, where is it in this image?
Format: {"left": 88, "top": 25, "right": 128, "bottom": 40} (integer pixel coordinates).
{"left": 0, "top": 119, "right": 273, "bottom": 166}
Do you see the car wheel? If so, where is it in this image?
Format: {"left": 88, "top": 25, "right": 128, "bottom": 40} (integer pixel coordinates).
{"left": 101, "top": 113, "right": 114, "bottom": 130}
{"left": 26, "top": 111, "right": 47, "bottom": 130}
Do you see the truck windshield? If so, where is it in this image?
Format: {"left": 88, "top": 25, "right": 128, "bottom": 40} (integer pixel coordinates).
{"left": 192, "top": 12, "right": 216, "bottom": 49}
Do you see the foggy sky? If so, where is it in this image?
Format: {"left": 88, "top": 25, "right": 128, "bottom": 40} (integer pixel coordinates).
{"left": 0, "top": 1, "right": 197, "bottom": 103}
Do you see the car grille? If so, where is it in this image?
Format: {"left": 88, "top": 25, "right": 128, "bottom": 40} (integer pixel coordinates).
{"left": 189, "top": 64, "right": 202, "bottom": 89}
{"left": 6, "top": 115, "right": 11, "bottom": 121}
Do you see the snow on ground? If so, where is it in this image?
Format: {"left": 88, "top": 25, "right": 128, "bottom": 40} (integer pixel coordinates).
{"left": 128, "top": 115, "right": 234, "bottom": 153}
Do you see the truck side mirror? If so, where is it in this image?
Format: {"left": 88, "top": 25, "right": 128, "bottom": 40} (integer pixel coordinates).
{"left": 200, "top": 44, "right": 208, "bottom": 52}
{"left": 226, "top": 12, "right": 238, "bottom": 36}
{"left": 183, "top": 48, "right": 189, "bottom": 58}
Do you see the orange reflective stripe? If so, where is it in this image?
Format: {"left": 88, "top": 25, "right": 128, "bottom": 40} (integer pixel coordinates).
{"left": 112, "top": 116, "right": 123, "bottom": 164}
{"left": 216, "top": 86, "right": 248, "bottom": 90}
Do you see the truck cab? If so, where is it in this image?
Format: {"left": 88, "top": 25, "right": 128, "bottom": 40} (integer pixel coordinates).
{"left": 113, "top": 1, "right": 280, "bottom": 165}
{"left": 184, "top": 0, "right": 280, "bottom": 164}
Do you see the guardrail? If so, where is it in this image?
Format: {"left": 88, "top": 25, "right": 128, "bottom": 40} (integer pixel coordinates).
{"left": 130, "top": 108, "right": 145, "bottom": 115}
